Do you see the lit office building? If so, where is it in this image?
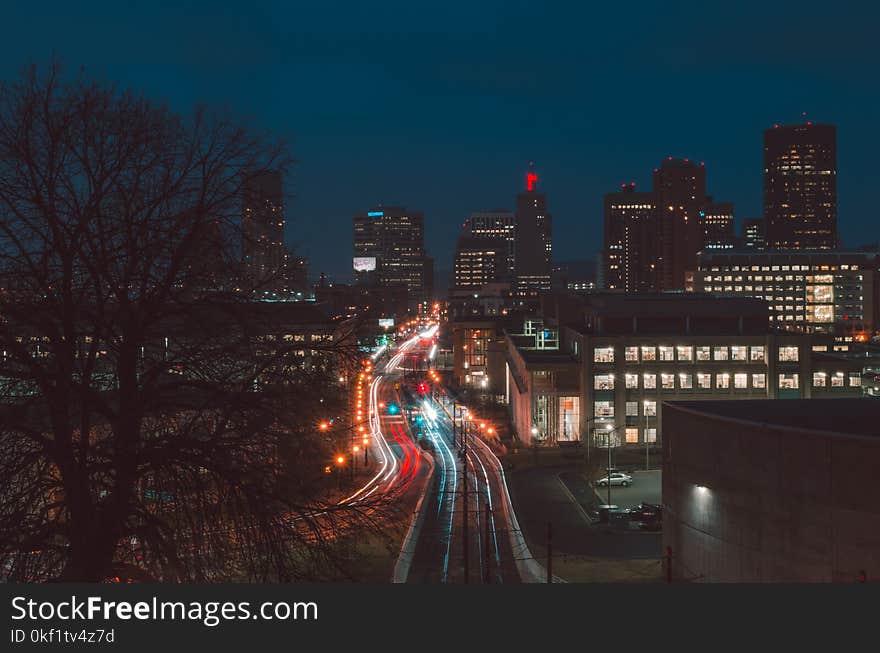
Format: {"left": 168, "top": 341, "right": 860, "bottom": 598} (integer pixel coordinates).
{"left": 452, "top": 237, "right": 505, "bottom": 290}
{"left": 504, "top": 293, "right": 870, "bottom": 447}
{"left": 466, "top": 211, "right": 516, "bottom": 281}
{"left": 764, "top": 122, "right": 837, "bottom": 249}
{"left": 742, "top": 218, "right": 766, "bottom": 249}
{"left": 701, "top": 201, "right": 736, "bottom": 250}
{"left": 353, "top": 206, "right": 428, "bottom": 304}
{"left": 602, "top": 182, "right": 657, "bottom": 292}
{"left": 690, "top": 250, "right": 879, "bottom": 336}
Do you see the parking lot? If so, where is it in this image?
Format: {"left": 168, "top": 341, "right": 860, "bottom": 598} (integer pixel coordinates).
{"left": 596, "top": 470, "right": 661, "bottom": 509}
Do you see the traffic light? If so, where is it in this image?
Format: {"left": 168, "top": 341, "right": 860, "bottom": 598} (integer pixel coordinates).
{"left": 386, "top": 402, "right": 400, "bottom": 415}
{"left": 417, "top": 382, "right": 429, "bottom": 395}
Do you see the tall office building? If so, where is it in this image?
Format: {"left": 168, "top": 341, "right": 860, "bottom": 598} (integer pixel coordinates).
{"left": 452, "top": 237, "right": 505, "bottom": 289}
{"left": 514, "top": 163, "right": 552, "bottom": 294}
{"left": 242, "top": 170, "right": 286, "bottom": 295}
{"left": 654, "top": 158, "right": 707, "bottom": 291}
{"left": 353, "top": 206, "right": 428, "bottom": 304}
{"left": 467, "top": 210, "right": 516, "bottom": 281}
{"left": 742, "top": 218, "right": 766, "bottom": 249}
{"left": 602, "top": 182, "right": 657, "bottom": 292}
{"left": 701, "top": 201, "right": 736, "bottom": 251}
{"left": 764, "top": 122, "right": 837, "bottom": 249}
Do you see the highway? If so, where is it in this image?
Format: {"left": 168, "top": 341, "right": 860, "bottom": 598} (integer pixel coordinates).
{"left": 405, "top": 387, "right": 522, "bottom": 584}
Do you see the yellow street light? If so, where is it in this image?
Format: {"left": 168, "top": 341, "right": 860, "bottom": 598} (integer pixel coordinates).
{"left": 336, "top": 455, "right": 345, "bottom": 465}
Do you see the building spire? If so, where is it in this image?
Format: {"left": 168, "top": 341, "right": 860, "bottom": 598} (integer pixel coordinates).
{"left": 526, "top": 161, "right": 538, "bottom": 192}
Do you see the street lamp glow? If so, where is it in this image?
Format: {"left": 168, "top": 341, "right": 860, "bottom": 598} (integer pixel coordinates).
{"left": 531, "top": 426, "right": 539, "bottom": 435}
{"left": 336, "top": 456, "right": 345, "bottom": 465}
{"left": 319, "top": 422, "right": 329, "bottom": 431}
{"left": 353, "top": 445, "right": 360, "bottom": 453}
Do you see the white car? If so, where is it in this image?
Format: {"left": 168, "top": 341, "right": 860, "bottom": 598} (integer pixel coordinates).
{"left": 596, "top": 472, "right": 632, "bottom": 487}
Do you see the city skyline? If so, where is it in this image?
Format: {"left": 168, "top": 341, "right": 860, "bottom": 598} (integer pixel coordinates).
{"left": 2, "top": 3, "right": 878, "bottom": 282}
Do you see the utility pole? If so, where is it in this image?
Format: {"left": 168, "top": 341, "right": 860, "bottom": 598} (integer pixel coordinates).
{"left": 462, "top": 441, "right": 469, "bottom": 584}
{"left": 484, "top": 501, "right": 492, "bottom": 584}
{"left": 547, "top": 522, "right": 553, "bottom": 583}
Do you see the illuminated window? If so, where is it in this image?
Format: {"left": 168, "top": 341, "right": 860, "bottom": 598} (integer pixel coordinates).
{"left": 644, "top": 400, "right": 657, "bottom": 416}
{"left": 778, "top": 373, "right": 799, "bottom": 389}
{"left": 594, "top": 374, "right": 615, "bottom": 390}
{"left": 713, "top": 347, "right": 728, "bottom": 361}
{"left": 676, "top": 346, "right": 693, "bottom": 361}
{"left": 752, "top": 373, "right": 766, "bottom": 389}
{"left": 661, "top": 372, "right": 674, "bottom": 389}
{"left": 625, "top": 373, "right": 639, "bottom": 389}
{"left": 624, "top": 346, "right": 638, "bottom": 362}
{"left": 594, "top": 400, "right": 614, "bottom": 417}
{"left": 697, "top": 372, "right": 711, "bottom": 389}
{"left": 750, "top": 346, "right": 765, "bottom": 362}
{"left": 696, "top": 346, "right": 711, "bottom": 361}
{"left": 626, "top": 401, "right": 639, "bottom": 417}
{"left": 659, "top": 346, "right": 674, "bottom": 361}
{"left": 641, "top": 346, "right": 656, "bottom": 361}
{"left": 716, "top": 373, "right": 730, "bottom": 389}
{"left": 679, "top": 372, "right": 693, "bottom": 389}
{"left": 849, "top": 372, "right": 861, "bottom": 387}
{"left": 779, "top": 346, "right": 799, "bottom": 362}
{"left": 731, "top": 346, "right": 747, "bottom": 361}
{"left": 643, "top": 373, "right": 656, "bottom": 389}
{"left": 594, "top": 347, "right": 614, "bottom": 363}
{"left": 646, "top": 428, "right": 657, "bottom": 443}
{"left": 625, "top": 427, "right": 639, "bottom": 444}
{"left": 831, "top": 372, "right": 844, "bottom": 387}
{"left": 734, "top": 373, "right": 747, "bottom": 389}
{"left": 813, "top": 372, "right": 826, "bottom": 387}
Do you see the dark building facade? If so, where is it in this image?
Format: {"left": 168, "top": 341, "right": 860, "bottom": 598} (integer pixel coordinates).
{"left": 654, "top": 158, "right": 707, "bottom": 291}
{"left": 663, "top": 399, "right": 880, "bottom": 582}
{"left": 764, "top": 122, "right": 837, "bottom": 249}
{"left": 242, "top": 170, "right": 286, "bottom": 296}
{"left": 514, "top": 164, "right": 552, "bottom": 295}
{"left": 353, "top": 206, "right": 429, "bottom": 306}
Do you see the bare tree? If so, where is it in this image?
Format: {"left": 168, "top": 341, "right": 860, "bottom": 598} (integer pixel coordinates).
{"left": 0, "top": 62, "right": 395, "bottom": 582}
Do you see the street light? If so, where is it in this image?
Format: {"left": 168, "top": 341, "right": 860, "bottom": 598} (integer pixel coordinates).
{"left": 601, "top": 423, "right": 624, "bottom": 507}
{"left": 643, "top": 400, "right": 651, "bottom": 471}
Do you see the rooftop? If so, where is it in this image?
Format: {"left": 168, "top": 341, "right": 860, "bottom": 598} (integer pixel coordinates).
{"left": 666, "top": 398, "right": 880, "bottom": 439}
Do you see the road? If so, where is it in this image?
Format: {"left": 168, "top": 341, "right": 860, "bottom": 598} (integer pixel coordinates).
{"left": 405, "top": 391, "right": 522, "bottom": 584}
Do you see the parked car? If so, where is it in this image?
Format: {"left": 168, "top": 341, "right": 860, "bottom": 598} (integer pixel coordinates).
{"left": 596, "top": 472, "right": 632, "bottom": 487}
{"left": 625, "top": 503, "right": 662, "bottom": 522}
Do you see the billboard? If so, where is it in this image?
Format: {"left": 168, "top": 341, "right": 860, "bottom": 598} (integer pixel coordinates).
{"left": 353, "top": 257, "right": 377, "bottom": 272}
{"left": 378, "top": 318, "right": 395, "bottom": 328}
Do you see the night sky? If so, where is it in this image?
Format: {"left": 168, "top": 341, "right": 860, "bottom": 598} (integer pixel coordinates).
{"left": 2, "top": 1, "right": 877, "bottom": 282}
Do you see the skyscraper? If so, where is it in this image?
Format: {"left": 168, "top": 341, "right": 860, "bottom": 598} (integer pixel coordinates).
{"left": 514, "top": 163, "right": 552, "bottom": 294}
{"left": 602, "top": 182, "right": 657, "bottom": 292}
{"left": 742, "top": 218, "right": 766, "bottom": 249}
{"left": 764, "top": 122, "right": 837, "bottom": 249}
{"left": 452, "top": 237, "right": 504, "bottom": 289}
{"left": 242, "top": 170, "right": 286, "bottom": 296}
{"left": 701, "top": 201, "right": 736, "bottom": 251}
{"left": 654, "top": 158, "right": 707, "bottom": 291}
{"left": 467, "top": 210, "right": 516, "bottom": 281}
{"left": 353, "top": 206, "right": 428, "bottom": 304}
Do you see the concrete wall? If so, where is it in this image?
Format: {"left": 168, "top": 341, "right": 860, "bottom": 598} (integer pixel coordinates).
{"left": 662, "top": 405, "right": 880, "bottom": 582}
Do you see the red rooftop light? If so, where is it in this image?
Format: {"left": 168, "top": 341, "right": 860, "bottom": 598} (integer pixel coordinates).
{"left": 527, "top": 171, "right": 538, "bottom": 191}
